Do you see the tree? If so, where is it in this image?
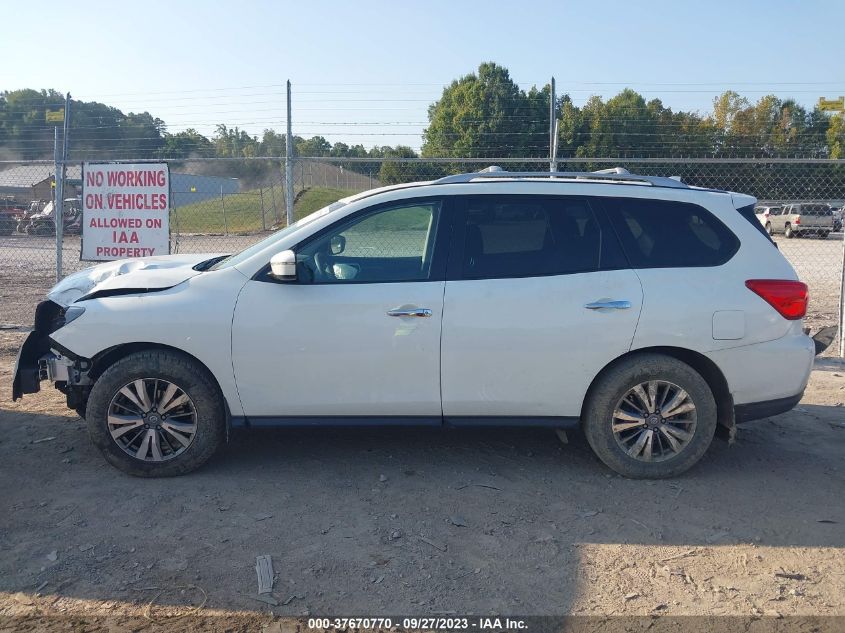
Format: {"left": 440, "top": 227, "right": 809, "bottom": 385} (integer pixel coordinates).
{"left": 160, "top": 129, "right": 214, "bottom": 158}
{"left": 422, "top": 62, "right": 549, "bottom": 158}
{"left": 378, "top": 146, "right": 424, "bottom": 184}
{"left": 827, "top": 113, "right": 845, "bottom": 159}
{"left": 0, "top": 89, "right": 66, "bottom": 159}
{"left": 213, "top": 124, "right": 258, "bottom": 158}
{"left": 295, "top": 135, "right": 331, "bottom": 156}
{"left": 258, "top": 129, "right": 286, "bottom": 157}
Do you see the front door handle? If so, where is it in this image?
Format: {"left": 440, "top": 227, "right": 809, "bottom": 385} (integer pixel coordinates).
{"left": 387, "top": 307, "right": 432, "bottom": 317}
{"left": 584, "top": 300, "right": 631, "bottom": 310}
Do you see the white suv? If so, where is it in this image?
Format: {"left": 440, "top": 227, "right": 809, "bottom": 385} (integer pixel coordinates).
{"left": 13, "top": 169, "right": 817, "bottom": 479}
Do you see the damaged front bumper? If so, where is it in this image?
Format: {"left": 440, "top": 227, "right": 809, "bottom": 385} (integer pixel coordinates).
{"left": 12, "top": 300, "right": 92, "bottom": 402}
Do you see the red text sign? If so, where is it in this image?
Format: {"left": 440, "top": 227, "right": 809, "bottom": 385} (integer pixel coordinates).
{"left": 82, "top": 163, "right": 170, "bottom": 261}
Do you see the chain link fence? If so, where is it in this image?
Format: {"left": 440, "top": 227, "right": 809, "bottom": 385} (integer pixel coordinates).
{"left": 1, "top": 157, "right": 843, "bottom": 356}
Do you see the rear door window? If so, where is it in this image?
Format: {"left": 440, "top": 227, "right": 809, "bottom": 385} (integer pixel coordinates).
{"left": 457, "top": 195, "right": 618, "bottom": 279}
{"left": 602, "top": 197, "right": 740, "bottom": 268}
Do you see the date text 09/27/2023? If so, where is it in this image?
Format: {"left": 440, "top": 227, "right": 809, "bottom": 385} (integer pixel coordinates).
{"left": 306, "top": 617, "right": 528, "bottom": 631}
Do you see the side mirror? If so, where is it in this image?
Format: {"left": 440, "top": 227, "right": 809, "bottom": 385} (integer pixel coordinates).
{"left": 269, "top": 250, "right": 297, "bottom": 281}
{"left": 330, "top": 234, "right": 346, "bottom": 255}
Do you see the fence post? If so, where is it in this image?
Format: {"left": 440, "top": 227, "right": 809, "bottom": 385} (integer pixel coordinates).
{"left": 53, "top": 128, "right": 62, "bottom": 282}
{"left": 259, "top": 187, "right": 266, "bottom": 231}
{"left": 549, "top": 77, "right": 557, "bottom": 173}
{"left": 220, "top": 185, "right": 228, "bottom": 235}
{"left": 269, "top": 181, "right": 278, "bottom": 224}
{"left": 839, "top": 230, "right": 844, "bottom": 357}
{"left": 285, "top": 80, "right": 294, "bottom": 226}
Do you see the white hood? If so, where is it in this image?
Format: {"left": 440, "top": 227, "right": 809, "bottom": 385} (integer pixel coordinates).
{"left": 48, "top": 253, "right": 225, "bottom": 307}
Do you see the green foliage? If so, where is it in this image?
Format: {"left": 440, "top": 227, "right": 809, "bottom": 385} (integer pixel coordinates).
{"left": 2, "top": 74, "right": 844, "bottom": 165}
{"left": 174, "top": 186, "right": 353, "bottom": 234}
{"left": 378, "top": 145, "right": 430, "bottom": 184}
{"left": 825, "top": 114, "right": 844, "bottom": 159}
{"left": 293, "top": 187, "right": 354, "bottom": 218}
{"left": 295, "top": 135, "right": 331, "bottom": 157}
{"left": 160, "top": 129, "right": 214, "bottom": 158}
{"left": 422, "top": 62, "right": 548, "bottom": 158}
{"left": 0, "top": 89, "right": 167, "bottom": 159}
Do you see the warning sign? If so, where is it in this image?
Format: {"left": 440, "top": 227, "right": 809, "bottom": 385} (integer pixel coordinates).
{"left": 81, "top": 163, "right": 170, "bottom": 261}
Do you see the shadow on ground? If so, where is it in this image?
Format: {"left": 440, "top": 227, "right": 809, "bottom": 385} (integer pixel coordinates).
{"left": 1, "top": 399, "right": 843, "bottom": 617}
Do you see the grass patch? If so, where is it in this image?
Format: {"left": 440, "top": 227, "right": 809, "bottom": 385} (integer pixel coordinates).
{"left": 173, "top": 187, "right": 355, "bottom": 234}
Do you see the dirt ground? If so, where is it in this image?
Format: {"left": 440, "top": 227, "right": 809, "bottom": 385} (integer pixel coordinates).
{"left": 0, "top": 330, "right": 844, "bottom": 632}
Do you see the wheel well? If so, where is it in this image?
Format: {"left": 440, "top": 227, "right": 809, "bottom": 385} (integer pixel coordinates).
{"left": 580, "top": 346, "right": 735, "bottom": 439}
{"left": 88, "top": 342, "right": 232, "bottom": 439}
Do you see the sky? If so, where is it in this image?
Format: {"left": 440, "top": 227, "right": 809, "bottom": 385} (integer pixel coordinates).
{"left": 2, "top": 0, "right": 843, "bottom": 150}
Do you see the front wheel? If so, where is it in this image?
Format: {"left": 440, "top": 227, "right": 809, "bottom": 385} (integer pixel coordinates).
{"left": 86, "top": 350, "right": 226, "bottom": 477}
{"left": 582, "top": 354, "right": 717, "bottom": 479}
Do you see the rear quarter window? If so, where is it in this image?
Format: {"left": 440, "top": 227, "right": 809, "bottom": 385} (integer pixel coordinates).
{"left": 737, "top": 203, "right": 776, "bottom": 245}
{"left": 602, "top": 197, "right": 740, "bottom": 268}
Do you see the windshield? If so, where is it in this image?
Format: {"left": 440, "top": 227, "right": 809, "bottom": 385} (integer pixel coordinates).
{"left": 209, "top": 200, "right": 346, "bottom": 271}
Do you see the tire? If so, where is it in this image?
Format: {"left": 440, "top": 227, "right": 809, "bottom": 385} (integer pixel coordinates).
{"left": 86, "top": 350, "right": 225, "bottom": 477}
{"left": 765, "top": 222, "right": 773, "bottom": 236}
{"left": 784, "top": 224, "right": 795, "bottom": 238}
{"left": 582, "top": 354, "right": 718, "bottom": 479}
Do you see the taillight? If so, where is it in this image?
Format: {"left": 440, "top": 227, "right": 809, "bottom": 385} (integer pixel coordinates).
{"left": 793, "top": 216, "right": 800, "bottom": 225}
{"left": 745, "top": 279, "right": 808, "bottom": 320}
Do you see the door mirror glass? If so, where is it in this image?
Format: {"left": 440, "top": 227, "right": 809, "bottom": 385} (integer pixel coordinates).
{"left": 330, "top": 234, "right": 346, "bottom": 255}
{"left": 269, "top": 250, "right": 297, "bottom": 281}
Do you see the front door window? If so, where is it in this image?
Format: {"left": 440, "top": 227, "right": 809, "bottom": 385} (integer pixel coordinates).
{"left": 295, "top": 202, "right": 441, "bottom": 284}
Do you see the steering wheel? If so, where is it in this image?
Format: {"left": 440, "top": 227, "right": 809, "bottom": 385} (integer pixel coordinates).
{"left": 312, "top": 250, "right": 333, "bottom": 281}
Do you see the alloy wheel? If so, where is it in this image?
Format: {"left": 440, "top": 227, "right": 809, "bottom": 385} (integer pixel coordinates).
{"left": 611, "top": 380, "right": 697, "bottom": 462}
{"left": 107, "top": 378, "right": 198, "bottom": 462}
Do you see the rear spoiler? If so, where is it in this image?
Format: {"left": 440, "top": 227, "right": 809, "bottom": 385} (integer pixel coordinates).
{"left": 731, "top": 193, "right": 757, "bottom": 209}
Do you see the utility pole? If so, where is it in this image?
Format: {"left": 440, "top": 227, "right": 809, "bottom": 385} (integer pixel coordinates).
{"left": 549, "top": 77, "right": 557, "bottom": 172}
{"left": 285, "top": 80, "right": 294, "bottom": 226}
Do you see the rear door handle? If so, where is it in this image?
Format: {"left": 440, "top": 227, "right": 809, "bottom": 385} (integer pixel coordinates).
{"left": 387, "top": 307, "right": 432, "bottom": 317}
{"left": 584, "top": 300, "right": 631, "bottom": 310}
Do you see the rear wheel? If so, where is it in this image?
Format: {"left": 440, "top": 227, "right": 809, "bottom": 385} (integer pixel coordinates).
{"left": 784, "top": 224, "right": 795, "bottom": 238}
{"left": 582, "top": 354, "right": 717, "bottom": 479}
{"left": 86, "top": 350, "right": 225, "bottom": 477}
{"left": 765, "top": 222, "right": 773, "bottom": 236}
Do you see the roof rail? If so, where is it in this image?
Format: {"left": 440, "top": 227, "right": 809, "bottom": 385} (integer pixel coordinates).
{"left": 433, "top": 166, "right": 688, "bottom": 189}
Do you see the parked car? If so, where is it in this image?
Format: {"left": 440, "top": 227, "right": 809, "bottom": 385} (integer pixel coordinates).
{"left": 832, "top": 206, "right": 844, "bottom": 232}
{"left": 0, "top": 196, "right": 26, "bottom": 235}
{"left": 764, "top": 203, "right": 834, "bottom": 238}
{"left": 14, "top": 168, "right": 820, "bottom": 479}
{"left": 754, "top": 204, "right": 781, "bottom": 228}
